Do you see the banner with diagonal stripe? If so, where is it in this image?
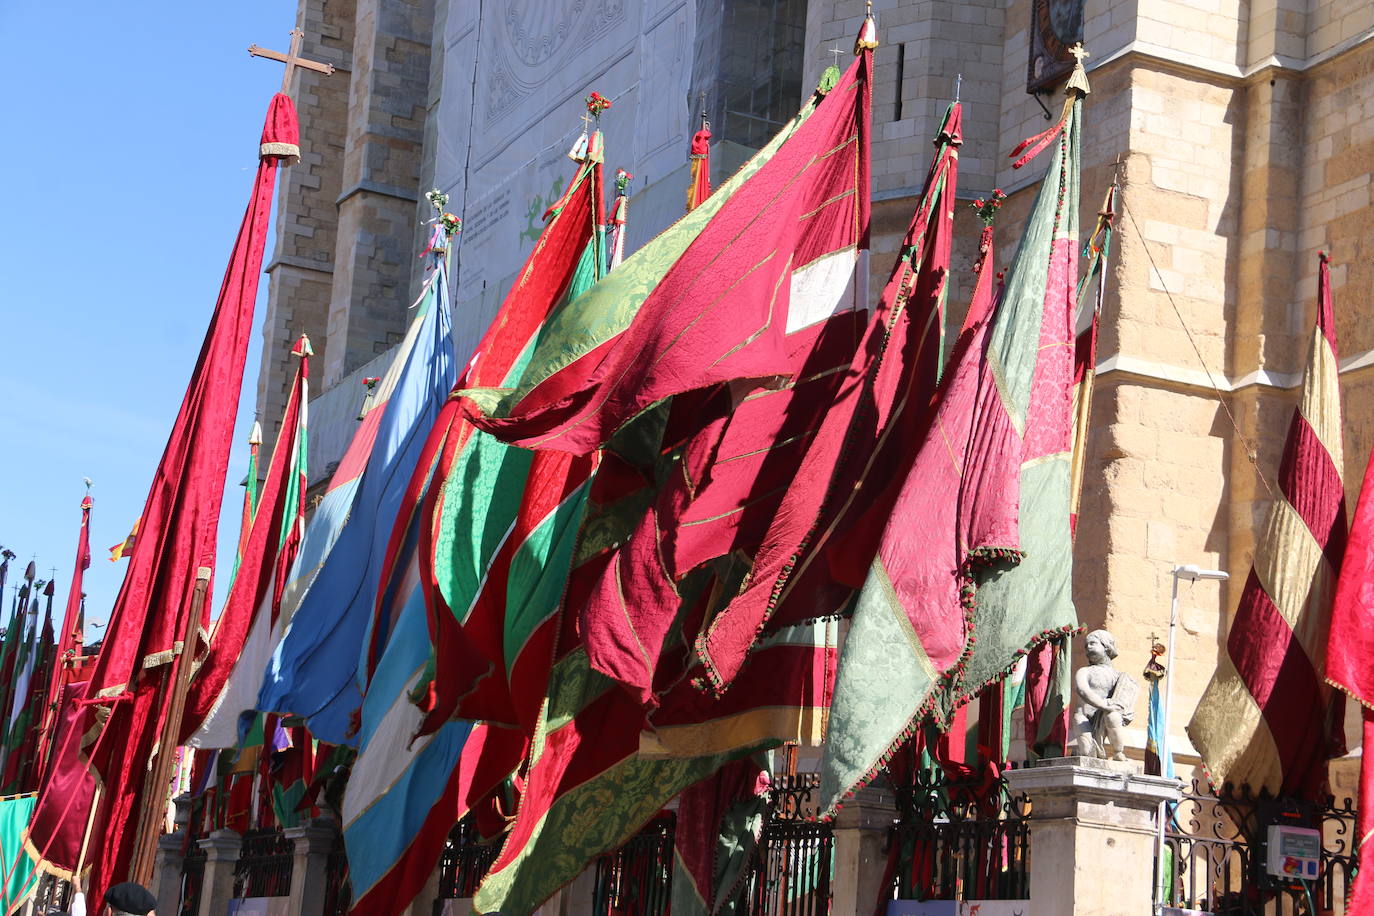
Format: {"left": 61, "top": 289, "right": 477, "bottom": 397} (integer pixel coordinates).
{"left": 1189, "top": 251, "right": 1347, "bottom": 798}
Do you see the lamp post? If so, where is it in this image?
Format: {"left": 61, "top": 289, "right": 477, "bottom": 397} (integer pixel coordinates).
{"left": 1155, "top": 563, "right": 1228, "bottom": 914}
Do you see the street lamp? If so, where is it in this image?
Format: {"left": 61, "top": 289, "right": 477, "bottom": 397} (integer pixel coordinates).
{"left": 1164, "top": 565, "right": 1229, "bottom": 762}
{"left": 1155, "top": 563, "right": 1229, "bottom": 913}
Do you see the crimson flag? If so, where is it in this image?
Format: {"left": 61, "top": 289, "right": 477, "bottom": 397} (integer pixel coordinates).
{"left": 22, "top": 681, "right": 96, "bottom": 881}
{"left": 42, "top": 492, "right": 92, "bottom": 774}
{"left": 25, "top": 93, "right": 300, "bottom": 900}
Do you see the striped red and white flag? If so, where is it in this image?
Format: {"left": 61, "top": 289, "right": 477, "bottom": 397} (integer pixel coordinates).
{"left": 1188, "top": 251, "right": 1347, "bottom": 798}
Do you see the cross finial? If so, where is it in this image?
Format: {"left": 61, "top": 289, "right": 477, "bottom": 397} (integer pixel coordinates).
{"left": 249, "top": 28, "right": 335, "bottom": 95}
{"left": 1069, "top": 43, "right": 1090, "bottom": 66}
{"left": 828, "top": 44, "right": 846, "bottom": 67}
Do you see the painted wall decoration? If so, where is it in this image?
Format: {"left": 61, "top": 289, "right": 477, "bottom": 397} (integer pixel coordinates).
{"left": 1027, "top": 0, "right": 1085, "bottom": 93}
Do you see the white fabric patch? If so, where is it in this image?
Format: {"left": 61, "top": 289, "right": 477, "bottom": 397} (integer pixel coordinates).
{"left": 786, "top": 246, "right": 867, "bottom": 334}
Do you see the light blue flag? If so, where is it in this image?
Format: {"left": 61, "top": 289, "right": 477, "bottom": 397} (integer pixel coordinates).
{"left": 257, "top": 263, "right": 456, "bottom": 744}
{"left": 1146, "top": 675, "right": 1174, "bottom": 780}
{"left": 340, "top": 537, "right": 473, "bottom": 909}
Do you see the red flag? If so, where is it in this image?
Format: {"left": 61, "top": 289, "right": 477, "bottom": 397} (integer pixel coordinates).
{"left": 26, "top": 93, "right": 300, "bottom": 900}
{"left": 460, "top": 53, "right": 871, "bottom": 457}
{"left": 22, "top": 681, "right": 97, "bottom": 881}
{"left": 181, "top": 340, "right": 309, "bottom": 742}
{"left": 686, "top": 117, "right": 711, "bottom": 211}
{"left": 1191, "top": 252, "right": 1347, "bottom": 799}
{"left": 44, "top": 493, "right": 92, "bottom": 762}
{"left": 1327, "top": 301, "right": 1374, "bottom": 908}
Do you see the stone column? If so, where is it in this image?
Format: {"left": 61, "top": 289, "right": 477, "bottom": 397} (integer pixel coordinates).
{"left": 830, "top": 785, "right": 895, "bottom": 916}
{"left": 196, "top": 829, "right": 243, "bottom": 916}
{"left": 153, "top": 831, "right": 186, "bottom": 915}
{"left": 1005, "top": 757, "right": 1182, "bottom": 916}
{"left": 285, "top": 819, "right": 340, "bottom": 916}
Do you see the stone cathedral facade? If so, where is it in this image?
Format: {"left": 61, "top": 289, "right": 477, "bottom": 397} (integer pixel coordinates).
{"left": 255, "top": 0, "right": 1374, "bottom": 800}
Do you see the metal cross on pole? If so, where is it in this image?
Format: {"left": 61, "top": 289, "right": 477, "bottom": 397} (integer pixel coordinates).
{"left": 827, "top": 44, "right": 846, "bottom": 67}
{"left": 248, "top": 27, "right": 335, "bottom": 94}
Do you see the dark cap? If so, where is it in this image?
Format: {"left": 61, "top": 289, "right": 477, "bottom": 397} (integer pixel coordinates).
{"left": 105, "top": 882, "right": 157, "bottom": 915}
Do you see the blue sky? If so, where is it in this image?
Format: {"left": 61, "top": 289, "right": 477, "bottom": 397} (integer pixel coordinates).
{"left": 0, "top": 1, "right": 295, "bottom": 627}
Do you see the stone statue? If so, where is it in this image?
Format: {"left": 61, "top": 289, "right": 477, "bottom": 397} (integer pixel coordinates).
{"left": 1072, "top": 629, "right": 1139, "bottom": 760}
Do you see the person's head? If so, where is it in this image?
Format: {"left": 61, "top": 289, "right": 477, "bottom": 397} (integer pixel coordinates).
{"left": 104, "top": 881, "right": 156, "bottom": 916}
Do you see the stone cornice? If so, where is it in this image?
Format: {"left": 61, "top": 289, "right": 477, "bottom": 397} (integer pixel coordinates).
{"left": 1089, "top": 28, "right": 1374, "bottom": 86}
{"left": 335, "top": 179, "right": 421, "bottom": 208}
{"left": 1097, "top": 349, "right": 1374, "bottom": 394}
{"left": 265, "top": 254, "right": 335, "bottom": 276}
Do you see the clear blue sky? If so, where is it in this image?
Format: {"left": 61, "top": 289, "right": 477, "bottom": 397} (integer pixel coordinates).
{"left": 0, "top": 1, "right": 296, "bottom": 628}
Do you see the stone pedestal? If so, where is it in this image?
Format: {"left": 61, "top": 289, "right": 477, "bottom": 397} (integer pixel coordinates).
{"left": 153, "top": 831, "right": 186, "bottom": 915}
{"left": 1005, "top": 757, "right": 1182, "bottom": 916}
{"left": 285, "top": 819, "right": 340, "bottom": 916}
{"left": 197, "top": 829, "right": 243, "bottom": 916}
{"left": 831, "top": 786, "right": 896, "bottom": 916}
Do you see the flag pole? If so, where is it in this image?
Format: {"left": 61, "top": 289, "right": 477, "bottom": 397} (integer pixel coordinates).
{"left": 129, "top": 567, "right": 211, "bottom": 886}
{"left": 73, "top": 784, "right": 103, "bottom": 896}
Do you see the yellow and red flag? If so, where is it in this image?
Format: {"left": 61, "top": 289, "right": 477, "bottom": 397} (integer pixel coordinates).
{"left": 1189, "top": 252, "right": 1347, "bottom": 798}
{"left": 107, "top": 517, "right": 139, "bottom": 562}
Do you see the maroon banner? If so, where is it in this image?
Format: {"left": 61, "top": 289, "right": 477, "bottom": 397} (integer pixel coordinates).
{"left": 22, "top": 682, "right": 96, "bottom": 880}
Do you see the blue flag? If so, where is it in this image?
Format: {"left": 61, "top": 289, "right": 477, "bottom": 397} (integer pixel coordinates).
{"left": 1145, "top": 674, "right": 1173, "bottom": 779}
{"left": 256, "top": 263, "right": 456, "bottom": 744}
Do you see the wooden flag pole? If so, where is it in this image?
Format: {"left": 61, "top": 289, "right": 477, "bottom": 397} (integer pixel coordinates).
{"left": 129, "top": 567, "right": 210, "bottom": 887}
{"left": 60, "top": 783, "right": 103, "bottom": 908}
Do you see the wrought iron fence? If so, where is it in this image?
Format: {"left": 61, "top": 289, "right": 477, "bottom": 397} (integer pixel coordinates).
{"left": 593, "top": 813, "right": 676, "bottom": 915}
{"left": 435, "top": 817, "right": 500, "bottom": 905}
{"left": 884, "top": 765, "right": 1032, "bottom": 902}
{"left": 1162, "top": 778, "right": 1356, "bottom": 915}
{"left": 323, "top": 831, "right": 352, "bottom": 916}
{"left": 31, "top": 873, "right": 72, "bottom": 915}
{"left": 732, "top": 773, "right": 834, "bottom": 915}
{"left": 232, "top": 828, "right": 294, "bottom": 898}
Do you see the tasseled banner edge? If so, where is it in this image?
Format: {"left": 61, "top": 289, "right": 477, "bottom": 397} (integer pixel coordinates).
{"left": 813, "top": 620, "right": 1082, "bottom": 825}
{"left": 260, "top": 141, "right": 301, "bottom": 166}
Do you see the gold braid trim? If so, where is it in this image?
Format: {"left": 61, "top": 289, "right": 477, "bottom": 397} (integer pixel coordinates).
{"left": 141, "top": 640, "right": 184, "bottom": 669}
{"left": 260, "top": 141, "right": 301, "bottom": 165}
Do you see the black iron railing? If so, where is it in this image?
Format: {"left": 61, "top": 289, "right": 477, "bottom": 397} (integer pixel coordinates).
{"left": 885, "top": 765, "right": 1031, "bottom": 902}
{"left": 323, "top": 831, "right": 352, "bottom": 916}
{"left": 1163, "top": 778, "right": 1356, "bottom": 915}
{"left": 733, "top": 773, "right": 834, "bottom": 915}
{"left": 232, "top": 828, "right": 294, "bottom": 898}
{"left": 435, "top": 817, "right": 500, "bottom": 903}
{"left": 31, "top": 873, "right": 72, "bottom": 915}
{"left": 593, "top": 813, "right": 676, "bottom": 915}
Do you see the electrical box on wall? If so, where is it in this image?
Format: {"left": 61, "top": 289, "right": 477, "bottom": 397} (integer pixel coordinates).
{"left": 1265, "top": 824, "right": 1320, "bottom": 881}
